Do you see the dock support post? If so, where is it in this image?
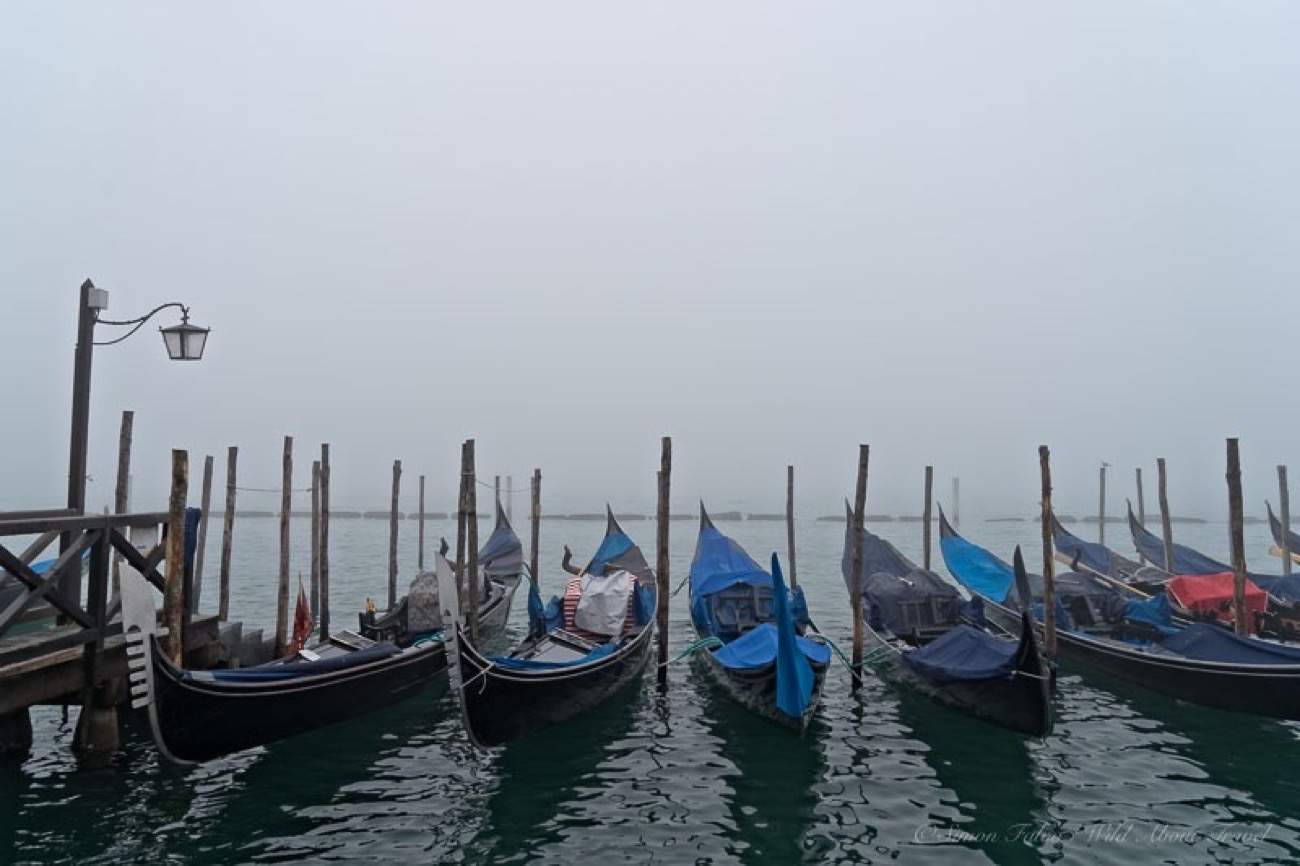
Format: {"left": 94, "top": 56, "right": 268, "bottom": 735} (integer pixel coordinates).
{"left": 74, "top": 527, "right": 116, "bottom": 764}
{"left": 1227, "top": 439, "right": 1248, "bottom": 635}
{"left": 193, "top": 454, "right": 213, "bottom": 612}
{"left": 0, "top": 710, "right": 32, "bottom": 755}
{"left": 922, "top": 465, "right": 933, "bottom": 571}
{"left": 111, "top": 409, "right": 133, "bottom": 594}
{"left": 389, "top": 459, "right": 402, "bottom": 609}
{"left": 466, "top": 442, "right": 480, "bottom": 643}
{"left": 219, "top": 446, "right": 237, "bottom": 621}
{"left": 656, "top": 437, "right": 671, "bottom": 686}
{"left": 274, "top": 436, "right": 292, "bottom": 657}
{"left": 530, "top": 468, "right": 541, "bottom": 585}
{"left": 786, "top": 465, "right": 797, "bottom": 589}
{"left": 319, "top": 443, "right": 331, "bottom": 642}
{"left": 1279, "top": 465, "right": 1292, "bottom": 575}
{"left": 418, "top": 474, "right": 426, "bottom": 571}
{"left": 1098, "top": 462, "right": 1107, "bottom": 545}
{"left": 311, "top": 460, "right": 321, "bottom": 615}
{"left": 1038, "top": 445, "right": 1057, "bottom": 657}
{"left": 1157, "top": 458, "right": 1175, "bottom": 573}
{"left": 849, "top": 444, "right": 869, "bottom": 691}
{"left": 164, "top": 449, "right": 189, "bottom": 664}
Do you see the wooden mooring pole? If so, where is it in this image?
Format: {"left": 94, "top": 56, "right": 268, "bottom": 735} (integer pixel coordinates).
{"left": 455, "top": 445, "right": 469, "bottom": 606}
{"left": 952, "top": 476, "right": 960, "bottom": 528}
{"left": 311, "top": 460, "right": 321, "bottom": 615}
{"left": 1135, "top": 467, "right": 1146, "bottom": 527}
{"left": 389, "top": 459, "right": 402, "bottom": 609}
{"left": 656, "top": 437, "right": 671, "bottom": 686}
{"left": 466, "top": 442, "right": 480, "bottom": 643}
{"left": 1038, "top": 445, "right": 1057, "bottom": 657}
{"left": 319, "top": 443, "right": 331, "bottom": 642}
{"left": 219, "top": 446, "right": 237, "bottom": 621}
{"left": 1157, "top": 458, "right": 1175, "bottom": 573}
{"left": 530, "top": 468, "right": 541, "bottom": 585}
{"left": 786, "top": 465, "right": 797, "bottom": 589}
{"left": 418, "top": 474, "right": 426, "bottom": 571}
{"left": 274, "top": 436, "right": 293, "bottom": 657}
{"left": 1226, "top": 439, "right": 1248, "bottom": 635}
{"left": 849, "top": 444, "right": 869, "bottom": 691}
{"left": 164, "top": 449, "right": 189, "bottom": 664}
{"left": 111, "top": 410, "right": 133, "bottom": 594}
{"left": 922, "top": 465, "right": 934, "bottom": 571}
{"left": 507, "top": 474, "right": 513, "bottom": 523}
{"left": 193, "top": 454, "right": 213, "bottom": 612}
{"left": 1098, "top": 462, "right": 1107, "bottom": 545}
{"left": 1279, "top": 465, "right": 1293, "bottom": 574}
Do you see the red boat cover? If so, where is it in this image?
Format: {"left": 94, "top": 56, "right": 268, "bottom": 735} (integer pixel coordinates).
{"left": 1167, "top": 572, "right": 1267, "bottom": 632}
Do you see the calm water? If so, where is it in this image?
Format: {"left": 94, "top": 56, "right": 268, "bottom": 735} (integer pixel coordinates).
{"left": 4, "top": 514, "right": 1300, "bottom": 865}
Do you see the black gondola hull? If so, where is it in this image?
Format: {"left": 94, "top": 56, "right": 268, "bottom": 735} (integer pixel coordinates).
{"left": 150, "top": 640, "right": 447, "bottom": 763}
{"left": 455, "top": 623, "right": 654, "bottom": 748}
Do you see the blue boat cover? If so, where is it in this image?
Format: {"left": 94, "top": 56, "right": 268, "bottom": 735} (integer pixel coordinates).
{"left": 1122, "top": 594, "right": 1180, "bottom": 636}
{"left": 1130, "top": 509, "right": 1300, "bottom": 602}
{"left": 690, "top": 520, "right": 772, "bottom": 599}
{"left": 586, "top": 509, "right": 653, "bottom": 580}
{"left": 479, "top": 502, "right": 524, "bottom": 579}
{"left": 490, "top": 641, "right": 618, "bottom": 670}
{"left": 1052, "top": 516, "right": 1144, "bottom": 579}
{"left": 900, "top": 625, "right": 1018, "bottom": 683}
{"left": 770, "top": 554, "right": 818, "bottom": 720}
{"left": 188, "top": 642, "right": 403, "bottom": 682}
{"left": 1160, "top": 622, "right": 1300, "bottom": 665}
{"left": 711, "top": 621, "right": 832, "bottom": 671}
{"left": 939, "top": 527, "right": 1015, "bottom": 605}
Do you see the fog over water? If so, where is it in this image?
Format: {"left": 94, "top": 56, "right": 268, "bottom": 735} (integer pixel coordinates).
{"left": 3, "top": 3, "right": 1299, "bottom": 521}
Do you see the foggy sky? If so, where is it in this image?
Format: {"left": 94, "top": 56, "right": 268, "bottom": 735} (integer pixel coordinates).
{"left": 4, "top": 2, "right": 1299, "bottom": 520}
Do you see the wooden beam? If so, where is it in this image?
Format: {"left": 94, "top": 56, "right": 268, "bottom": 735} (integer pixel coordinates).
{"left": 1226, "top": 439, "right": 1248, "bottom": 635}
{"left": 849, "top": 444, "right": 868, "bottom": 691}
{"left": 656, "top": 438, "right": 672, "bottom": 685}
{"left": 163, "top": 449, "right": 188, "bottom": 664}
{"left": 0, "top": 531, "right": 98, "bottom": 633}
{"left": 1038, "top": 446, "right": 1057, "bottom": 657}
{"left": 0, "top": 512, "right": 168, "bottom": 537}
{"left": 389, "top": 459, "right": 401, "bottom": 609}
{"left": 274, "top": 436, "right": 292, "bottom": 657}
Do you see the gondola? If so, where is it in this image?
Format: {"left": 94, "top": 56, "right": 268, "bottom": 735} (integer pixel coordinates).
{"left": 446, "top": 508, "right": 657, "bottom": 749}
{"left": 940, "top": 510, "right": 1300, "bottom": 720}
{"left": 842, "top": 507, "right": 1052, "bottom": 736}
{"left": 1129, "top": 504, "right": 1300, "bottom": 637}
{"left": 688, "top": 505, "right": 829, "bottom": 732}
{"left": 1267, "top": 502, "right": 1300, "bottom": 566}
{"left": 360, "top": 501, "right": 523, "bottom": 647}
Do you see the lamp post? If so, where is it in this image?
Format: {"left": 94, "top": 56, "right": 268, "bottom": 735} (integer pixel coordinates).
{"left": 63, "top": 278, "right": 209, "bottom": 543}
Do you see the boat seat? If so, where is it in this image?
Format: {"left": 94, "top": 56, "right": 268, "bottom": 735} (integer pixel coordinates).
{"left": 710, "top": 586, "right": 762, "bottom": 640}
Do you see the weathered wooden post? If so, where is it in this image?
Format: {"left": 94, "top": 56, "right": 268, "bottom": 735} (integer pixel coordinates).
{"left": 494, "top": 474, "right": 501, "bottom": 513}
{"left": 952, "top": 476, "right": 960, "bottom": 528}
{"left": 1279, "top": 465, "right": 1292, "bottom": 575}
{"left": 192, "top": 454, "right": 214, "bottom": 612}
{"left": 219, "top": 446, "right": 237, "bottom": 621}
{"left": 530, "top": 468, "right": 541, "bottom": 584}
{"left": 466, "top": 443, "right": 480, "bottom": 642}
{"left": 418, "top": 474, "right": 426, "bottom": 571}
{"left": 311, "top": 460, "right": 321, "bottom": 615}
{"left": 389, "top": 459, "right": 402, "bottom": 609}
{"left": 1098, "top": 462, "right": 1107, "bottom": 545}
{"left": 111, "top": 409, "right": 133, "bottom": 593}
{"left": 1226, "top": 439, "right": 1248, "bottom": 635}
{"left": 786, "top": 465, "right": 797, "bottom": 588}
{"left": 1157, "top": 458, "right": 1175, "bottom": 573}
{"left": 164, "top": 449, "right": 189, "bottom": 664}
{"left": 507, "top": 474, "right": 513, "bottom": 523}
{"left": 274, "top": 436, "right": 293, "bottom": 657}
{"left": 319, "top": 443, "right": 331, "bottom": 641}
{"left": 1135, "top": 467, "right": 1146, "bottom": 526}
{"left": 1038, "top": 446, "right": 1057, "bottom": 657}
{"left": 922, "top": 465, "right": 934, "bottom": 571}
{"left": 656, "top": 437, "right": 672, "bottom": 685}
{"left": 849, "top": 445, "right": 869, "bottom": 691}
{"left": 454, "top": 444, "right": 469, "bottom": 605}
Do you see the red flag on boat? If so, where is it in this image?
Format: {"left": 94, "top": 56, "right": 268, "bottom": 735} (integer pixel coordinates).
{"left": 291, "top": 575, "right": 314, "bottom": 654}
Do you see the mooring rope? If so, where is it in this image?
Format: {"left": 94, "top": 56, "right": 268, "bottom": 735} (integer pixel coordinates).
{"left": 657, "top": 635, "right": 723, "bottom": 667}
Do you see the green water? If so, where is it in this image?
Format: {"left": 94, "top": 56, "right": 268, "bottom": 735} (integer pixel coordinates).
{"left": 3, "top": 517, "right": 1299, "bottom": 864}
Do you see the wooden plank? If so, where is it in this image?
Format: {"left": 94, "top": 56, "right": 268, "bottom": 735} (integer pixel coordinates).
{"left": 849, "top": 444, "right": 868, "bottom": 691}
{"left": 656, "top": 438, "right": 671, "bottom": 685}
{"left": 1226, "top": 439, "right": 1248, "bottom": 635}
{"left": 275, "top": 436, "right": 293, "bottom": 657}
{"left": 1039, "top": 445, "right": 1057, "bottom": 656}
{"left": 0, "top": 512, "right": 168, "bottom": 537}
{"left": 0, "top": 508, "right": 77, "bottom": 522}
{"left": 0, "top": 532, "right": 97, "bottom": 632}
{"left": 163, "top": 449, "right": 189, "bottom": 664}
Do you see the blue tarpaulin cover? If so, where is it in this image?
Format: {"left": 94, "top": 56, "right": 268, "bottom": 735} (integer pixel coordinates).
{"left": 1122, "top": 594, "right": 1181, "bottom": 636}
{"left": 710, "top": 622, "right": 832, "bottom": 671}
{"left": 1052, "top": 516, "right": 1144, "bottom": 579}
{"left": 939, "top": 526, "right": 1015, "bottom": 605}
{"left": 690, "top": 519, "right": 771, "bottom": 599}
{"left": 900, "top": 625, "right": 1018, "bottom": 683}
{"left": 479, "top": 502, "right": 524, "bottom": 579}
{"left": 188, "top": 642, "right": 403, "bottom": 682}
{"left": 586, "top": 509, "right": 654, "bottom": 580}
{"left": 1160, "top": 622, "right": 1300, "bottom": 665}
